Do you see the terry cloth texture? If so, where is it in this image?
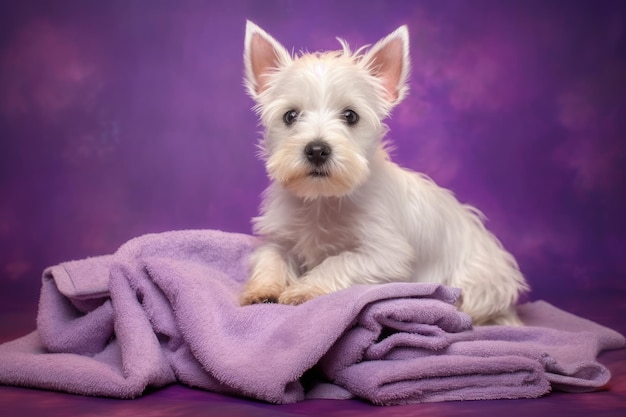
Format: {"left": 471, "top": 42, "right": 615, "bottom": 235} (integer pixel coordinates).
{"left": 0, "top": 230, "right": 623, "bottom": 405}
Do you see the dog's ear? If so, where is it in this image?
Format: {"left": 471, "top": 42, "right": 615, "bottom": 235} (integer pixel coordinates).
{"left": 244, "top": 21, "right": 292, "bottom": 98}
{"left": 362, "top": 26, "right": 410, "bottom": 105}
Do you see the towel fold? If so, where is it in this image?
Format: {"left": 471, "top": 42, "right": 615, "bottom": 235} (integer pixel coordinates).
{"left": 0, "top": 229, "right": 623, "bottom": 404}
{"left": 315, "top": 299, "right": 624, "bottom": 404}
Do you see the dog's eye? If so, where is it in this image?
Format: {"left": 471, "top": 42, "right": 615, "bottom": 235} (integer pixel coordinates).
{"left": 342, "top": 109, "right": 359, "bottom": 125}
{"left": 283, "top": 110, "right": 299, "bottom": 126}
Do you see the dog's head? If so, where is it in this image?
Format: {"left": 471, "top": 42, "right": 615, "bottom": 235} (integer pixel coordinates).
{"left": 244, "top": 21, "right": 410, "bottom": 200}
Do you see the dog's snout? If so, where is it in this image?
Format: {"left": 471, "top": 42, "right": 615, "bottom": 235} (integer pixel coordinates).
{"left": 304, "top": 141, "right": 332, "bottom": 165}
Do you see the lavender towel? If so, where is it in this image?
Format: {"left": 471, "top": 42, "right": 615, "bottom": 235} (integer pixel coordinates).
{"left": 0, "top": 230, "right": 623, "bottom": 404}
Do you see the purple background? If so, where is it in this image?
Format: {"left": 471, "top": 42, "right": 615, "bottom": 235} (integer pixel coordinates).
{"left": 1, "top": 1, "right": 626, "bottom": 415}
{"left": 1, "top": 0, "right": 625, "bottom": 317}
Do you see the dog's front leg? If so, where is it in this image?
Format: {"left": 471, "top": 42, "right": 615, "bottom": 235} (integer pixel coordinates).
{"left": 240, "top": 243, "right": 298, "bottom": 305}
{"left": 278, "top": 239, "right": 414, "bottom": 305}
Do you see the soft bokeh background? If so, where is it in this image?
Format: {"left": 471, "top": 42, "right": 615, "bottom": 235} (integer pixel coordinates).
{"left": 1, "top": 0, "right": 625, "bottom": 322}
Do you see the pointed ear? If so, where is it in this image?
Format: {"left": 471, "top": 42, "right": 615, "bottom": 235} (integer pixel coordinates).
{"left": 362, "top": 25, "right": 410, "bottom": 104}
{"left": 244, "top": 21, "right": 292, "bottom": 98}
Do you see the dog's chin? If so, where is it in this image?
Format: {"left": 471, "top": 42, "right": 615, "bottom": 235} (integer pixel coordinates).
{"left": 279, "top": 171, "right": 361, "bottom": 200}
{"left": 308, "top": 169, "right": 329, "bottom": 178}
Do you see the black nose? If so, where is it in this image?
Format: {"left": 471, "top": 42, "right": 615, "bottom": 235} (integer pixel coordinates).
{"left": 304, "top": 141, "right": 332, "bottom": 166}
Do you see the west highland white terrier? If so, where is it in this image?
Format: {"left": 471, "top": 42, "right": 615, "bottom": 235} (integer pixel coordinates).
{"left": 240, "top": 21, "right": 529, "bottom": 325}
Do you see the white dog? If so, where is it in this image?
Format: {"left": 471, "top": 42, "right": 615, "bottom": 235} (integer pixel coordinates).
{"left": 240, "top": 21, "right": 529, "bottom": 325}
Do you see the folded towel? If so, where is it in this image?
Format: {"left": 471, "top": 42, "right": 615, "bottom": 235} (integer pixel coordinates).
{"left": 315, "top": 299, "right": 624, "bottom": 404}
{"left": 0, "top": 229, "right": 623, "bottom": 405}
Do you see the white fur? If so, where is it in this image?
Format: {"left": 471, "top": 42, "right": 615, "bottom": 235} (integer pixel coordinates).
{"left": 241, "top": 21, "right": 529, "bottom": 326}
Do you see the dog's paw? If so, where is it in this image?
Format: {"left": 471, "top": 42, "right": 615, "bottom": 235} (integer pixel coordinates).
{"left": 278, "top": 284, "right": 327, "bottom": 305}
{"left": 240, "top": 282, "right": 285, "bottom": 306}
{"left": 240, "top": 292, "right": 279, "bottom": 305}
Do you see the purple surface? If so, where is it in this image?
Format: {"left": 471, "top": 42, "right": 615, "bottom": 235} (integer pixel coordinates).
{"left": 1, "top": 0, "right": 625, "bottom": 415}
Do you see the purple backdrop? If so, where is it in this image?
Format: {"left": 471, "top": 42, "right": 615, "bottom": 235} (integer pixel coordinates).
{"left": 0, "top": 0, "right": 625, "bottom": 320}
